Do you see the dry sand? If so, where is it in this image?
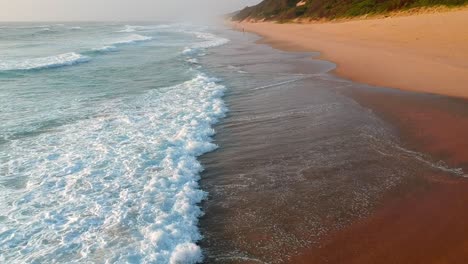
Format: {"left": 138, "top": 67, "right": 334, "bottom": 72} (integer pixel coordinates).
{"left": 237, "top": 9, "right": 468, "bottom": 98}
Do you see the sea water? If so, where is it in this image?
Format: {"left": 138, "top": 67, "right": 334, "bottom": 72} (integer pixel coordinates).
{"left": 0, "top": 23, "right": 228, "bottom": 263}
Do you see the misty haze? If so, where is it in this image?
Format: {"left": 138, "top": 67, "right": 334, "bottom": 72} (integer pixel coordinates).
{"left": 0, "top": 0, "right": 261, "bottom": 21}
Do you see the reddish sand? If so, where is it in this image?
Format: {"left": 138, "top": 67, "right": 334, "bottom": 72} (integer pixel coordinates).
{"left": 234, "top": 10, "right": 468, "bottom": 263}
{"left": 237, "top": 9, "right": 468, "bottom": 98}
{"left": 289, "top": 88, "right": 468, "bottom": 264}
{"left": 349, "top": 88, "right": 468, "bottom": 172}
{"left": 291, "top": 173, "right": 468, "bottom": 264}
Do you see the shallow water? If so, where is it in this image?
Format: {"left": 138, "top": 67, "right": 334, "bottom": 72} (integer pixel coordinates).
{"left": 197, "top": 30, "right": 462, "bottom": 263}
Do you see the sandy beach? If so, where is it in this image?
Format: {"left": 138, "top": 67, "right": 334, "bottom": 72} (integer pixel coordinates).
{"left": 226, "top": 8, "right": 468, "bottom": 263}
{"left": 291, "top": 172, "right": 468, "bottom": 264}
{"left": 296, "top": 85, "right": 468, "bottom": 264}
{"left": 236, "top": 8, "right": 468, "bottom": 98}
{"left": 193, "top": 27, "right": 468, "bottom": 263}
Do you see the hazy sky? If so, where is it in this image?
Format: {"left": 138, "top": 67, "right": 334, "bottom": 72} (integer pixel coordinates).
{"left": 0, "top": 0, "right": 261, "bottom": 21}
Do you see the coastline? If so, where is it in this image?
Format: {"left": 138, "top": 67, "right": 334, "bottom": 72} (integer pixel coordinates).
{"left": 291, "top": 172, "right": 468, "bottom": 263}
{"left": 224, "top": 9, "right": 468, "bottom": 263}
{"left": 197, "top": 27, "right": 468, "bottom": 263}
{"left": 234, "top": 8, "right": 468, "bottom": 99}
{"left": 293, "top": 86, "right": 468, "bottom": 263}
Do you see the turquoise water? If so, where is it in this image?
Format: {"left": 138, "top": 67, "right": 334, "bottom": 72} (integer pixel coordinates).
{"left": 0, "top": 23, "right": 228, "bottom": 263}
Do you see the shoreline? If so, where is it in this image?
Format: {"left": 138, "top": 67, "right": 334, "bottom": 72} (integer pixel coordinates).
{"left": 292, "top": 85, "right": 468, "bottom": 263}
{"left": 198, "top": 30, "right": 440, "bottom": 263}
{"left": 229, "top": 10, "right": 468, "bottom": 263}
{"left": 290, "top": 171, "right": 468, "bottom": 263}
{"left": 235, "top": 9, "right": 468, "bottom": 99}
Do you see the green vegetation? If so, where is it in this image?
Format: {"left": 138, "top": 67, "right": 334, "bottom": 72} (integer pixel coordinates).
{"left": 232, "top": 0, "right": 468, "bottom": 21}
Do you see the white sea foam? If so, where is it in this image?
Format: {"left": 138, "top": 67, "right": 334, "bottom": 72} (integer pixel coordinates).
{"left": 0, "top": 52, "right": 90, "bottom": 71}
{"left": 36, "top": 27, "right": 55, "bottom": 34}
{"left": 194, "top": 32, "right": 230, "bottom": 48}
{"left": 0, "top": 72, "right": 227, "bottom": 263}
{"left": 112, "top": 34, "right": 153, "bottom": 45}
{"left": 170, "top": 243, "right": 203, "bottom": 264}
{"left": 119, "top": 24, "right": 173, "bottom": 33}
{"left": 0, "top": 25, "right": 231, "bottom": 263}
{"left": 92, "top": 45, "right": 118, "bottom": 53}
{"left": 183, "top": 32, "right": 229, "bottom": 56}
{"left": 87, "top": 34, "right": 152, "bottom": 55}
{"left": 186, "top": 58, "right": 199, "bottom": 64}
{"left": 117, "top": 25, "right": 143, "bottom": 33}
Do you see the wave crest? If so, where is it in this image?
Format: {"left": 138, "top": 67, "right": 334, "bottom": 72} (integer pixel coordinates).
{"left": 183, "top": 32, "right": 229, "bottom": 56}
{"left": 0, "top": 52, "right": 90, "bottom": 71}
{"left": 117, "top": 25, "right": 141, "bottom": 33}
{"left": 112, "top": 34, "right": 153, "bottom": 45}
{"left": 91, "top": 45, "right": 118, "bottom": 53}
{"left": 1, "top": 73, "right": 226, "bottom": 263}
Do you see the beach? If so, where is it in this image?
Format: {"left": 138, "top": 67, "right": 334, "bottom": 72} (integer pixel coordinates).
{"left": 291, "top": 87, "right": 468, "bottom": 264}
{"left": 1, "top": 16, "right": 468, "bottom": 264}
{"left": 236, "top": 8, "right": 468, "bottom": 98}
{"left": 194, "top": 24, "right": 468, "bottom": 262}
{"left": 220, "top": 8, "right": 468, "bottom": 263}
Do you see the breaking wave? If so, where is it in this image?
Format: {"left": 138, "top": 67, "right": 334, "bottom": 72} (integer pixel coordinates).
{"left": 183, "top": 32, "right": 229, "bottom": 56}
{"left": 0, "top": 73, "right": 227, "bottom": 264}
{"left": 0, "top": 24, "right": 231, "bottom": 263}
{"left": 112, "top": 34, "right": 153, "bottom": 45}
{"left": 0, "top": 52, "right": 90, "bottom": 71}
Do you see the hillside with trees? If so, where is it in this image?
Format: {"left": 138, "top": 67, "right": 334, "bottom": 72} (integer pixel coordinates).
{"left": 232, "top": 0, "right": 468, "bottom": 21}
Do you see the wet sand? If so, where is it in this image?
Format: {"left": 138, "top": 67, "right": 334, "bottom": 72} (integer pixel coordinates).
{"left": 236, "top": 9, "right": 468, "bottom": 98}
{"left": 225, "top": 12, "right": 468, "bottom": 263}
{"left": 291, "top": 172, "right": 468, "bottom": 264}
{"left": 290, "top": 87, "right": 468, "bottom": 263}
{"left": 198, "top": 29, "right": 468, "bottom": 263}
{"left": 348, "top": 87, "right": 468, "bottom": 172}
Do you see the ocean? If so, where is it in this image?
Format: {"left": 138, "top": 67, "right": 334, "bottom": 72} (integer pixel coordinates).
{"left": 1, "top": 22, "right": 464, "bottom": 264}
{"left": 0, "top": 23, "right": 228, "bottom": 263}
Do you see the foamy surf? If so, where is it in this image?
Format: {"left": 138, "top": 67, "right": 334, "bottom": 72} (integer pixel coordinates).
{"left": 117, "top": 25, "right": 144, "bottom": 33}
{"left": 92, "top": 45, "right": 118, "bottom": 53}
{"left": 0, "top": 52, "right": 90, "bottom": 71}
{"left": 0, "top": 34, "right": 153, "bottom": 72}
{"left": 0, "top": 23, "right": 230, "bottom": 264}
{"left": 183, "top": 32, "right": 229, "bottom": 56}
{"left": 89, "top": 34, "right": 152, "bottom": 54}
{"left": 0, "top": 73, "right": 226, "bottom": 264}
{"left": 112, "top": 34, "right": 153, "bottom": 45}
